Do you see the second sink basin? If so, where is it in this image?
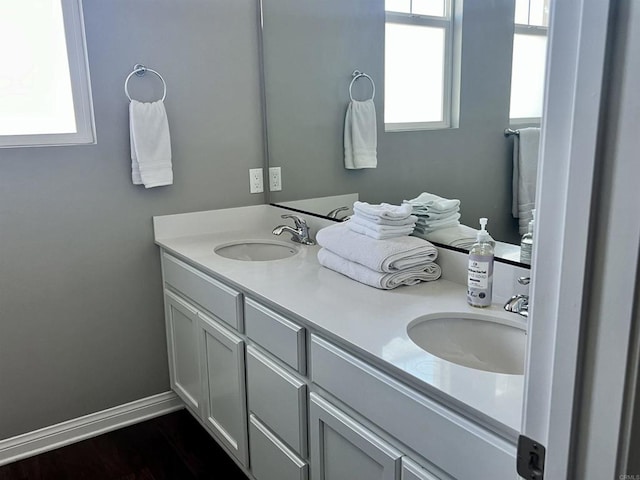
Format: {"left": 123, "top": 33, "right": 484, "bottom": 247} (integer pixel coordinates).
{"left": 407, "top": 313, "right": 526, "bottom": 375}
{"left": 214, "top": 240, "right": 299, "bottom": 261}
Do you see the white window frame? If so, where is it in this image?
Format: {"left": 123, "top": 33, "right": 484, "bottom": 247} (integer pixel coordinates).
{"left": 384, "top": 3, "right": 455, "bottom": 132}
{"left": 0, "top": 0, "right": 96, "bottom": 148}
{"left": 509, "top": 23, "right": 548, "bottom": 127}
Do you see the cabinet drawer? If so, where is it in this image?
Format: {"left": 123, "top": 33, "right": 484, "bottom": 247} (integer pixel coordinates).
{"left": 246, "top": 345, "right": 307, "bottom": 457}
{"left": 310, "top": 335, "right": 516, "bottom": 480}
{"left": 163, "top": 253, "right": 242, "bottom": 330}
{"left": 244, "top": 298, "right": 305, "bottom": 373}
{"left": 249, "top": 415, "right": 308, "bottom": 480}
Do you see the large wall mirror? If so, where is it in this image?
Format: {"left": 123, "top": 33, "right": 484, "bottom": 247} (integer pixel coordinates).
{"left": 260, "top": 0, "right": 549, "bottom": 267}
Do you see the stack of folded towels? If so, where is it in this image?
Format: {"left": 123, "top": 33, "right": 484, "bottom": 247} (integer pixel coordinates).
{"left": 316, "top": 201, "right": 441, "bottom": 290}
{"left": 403, "top": 192, "right": 462, "bottom": 236}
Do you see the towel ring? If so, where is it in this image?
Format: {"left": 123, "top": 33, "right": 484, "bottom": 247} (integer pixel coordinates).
{"left": 349, "top": 70, "right": 375, "bottom": 102}
{"left": 124, "top": 64, "right": 167, "bottom": 102}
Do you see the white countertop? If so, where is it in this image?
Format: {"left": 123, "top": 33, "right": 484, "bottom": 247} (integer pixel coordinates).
{"left": 153, "top": 205, "right": 525, "bottom": 440}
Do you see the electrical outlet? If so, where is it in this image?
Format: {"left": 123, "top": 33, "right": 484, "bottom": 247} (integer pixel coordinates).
{"left": 269, "top": 167, "right": 282, "bottom": 191}
{"left": 249, "top": 168, "right": 263, "bottom": 193}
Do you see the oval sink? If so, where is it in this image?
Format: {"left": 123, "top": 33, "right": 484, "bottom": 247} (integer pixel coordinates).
{"left": 407, "top": 313, "right": 526, "bottom": 375}
{"left": 214, "top": 240, "right": 299, "bottom": 261}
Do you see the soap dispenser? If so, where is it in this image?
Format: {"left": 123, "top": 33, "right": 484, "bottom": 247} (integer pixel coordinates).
{"left": 467, "top": 218, "right": 495, "bottom": 308}
{"left": 520, "top": 209, "right": 535, "bottom": 264}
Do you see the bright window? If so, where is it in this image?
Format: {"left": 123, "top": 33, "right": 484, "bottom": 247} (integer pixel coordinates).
{"left": 384, "top": 0, "right": 454, "bottom": 131}
{"left": 509, "top": 0, "right": 549, "bottom": 123}
{"left": 0, "top": 0, "right": 95, "bottom": 148}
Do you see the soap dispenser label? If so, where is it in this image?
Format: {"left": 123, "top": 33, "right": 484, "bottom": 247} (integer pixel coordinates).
{"left": 468, "top": 258, "right": 490, "bottom": 288}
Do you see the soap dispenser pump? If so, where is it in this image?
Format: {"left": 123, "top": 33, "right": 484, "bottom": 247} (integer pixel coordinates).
{"left": 520, "top": 209, "right": 535, "bottom": 264}
{"left": 467, "top": 217, "right": 495, "bottom": 308}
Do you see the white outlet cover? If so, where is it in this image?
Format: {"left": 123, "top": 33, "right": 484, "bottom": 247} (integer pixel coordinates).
{"left": 249, "top": 168, "right": 263, "bottom": 193}
{"left": 269, "top": 167, "right": 282, "bottom": 191}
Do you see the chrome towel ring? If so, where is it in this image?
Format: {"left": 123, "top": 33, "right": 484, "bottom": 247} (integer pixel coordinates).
{"left": 349, "top": 70, "right": 375, "bottom": 102}
{"left": 124, "top": 64, "right": 167, "bottom": 102}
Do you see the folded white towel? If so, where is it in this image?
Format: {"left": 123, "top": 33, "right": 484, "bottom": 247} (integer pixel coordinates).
{"left": 415, "top": 213, "right": 461, "bottom": 228}
{"left": 404, "top": 192, "right": 460, "bottom": 212}
{"left": 353, "top": 201, "right": 413, "bottom": 220}
{"left": 318, "top": 248, "right": 441, "bottom": 290}
{"left": 344, "top": 100, "right": 377, "bottom": 169}
{"left": 353, "top": 211, "right": 417, "bottom": 226}
{"left": 512, "top": 127, "right": 540, "bottom": 234}
{"left": 417, "top": 224, "right": 479, "bottom": 249}
{"left": 348, "top": 219, "right": 415, "bottom": 240}
{"left": 414, "top": 221, "right": 461, "bottom": 236}
{"left": 316, "top": 222, "right": 437, "bottom": 272}
{"left": 130, "top": 100, "right": 173, "bottom": 188}
{"left": 410, "top": 208, "right": 459, "bottom": 220}
{"left": 350, "top": 214, "right": 416, "bottom": 230}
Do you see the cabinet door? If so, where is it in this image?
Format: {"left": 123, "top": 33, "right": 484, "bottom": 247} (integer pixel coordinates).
{"left": 309, "top": 393, "right": 402, "bottom": 480}
{"left": 401, "top": 457, "right": 447, "bottom": 480}
{"left": 199, "top": 312, "right": 248, "bottom": 467}
{"left": 164, "top": 291, "right": 201, "bottom": 415}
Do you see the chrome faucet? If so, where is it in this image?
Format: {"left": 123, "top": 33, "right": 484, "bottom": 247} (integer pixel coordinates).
{"left": 272, "top": 214, "right": 316, "bottom": 245}
{"left": 504, "top": 276, "right": 530, "bottom": 317}
{"left": 326, "top": 206, "right": 350, "bottom": 221}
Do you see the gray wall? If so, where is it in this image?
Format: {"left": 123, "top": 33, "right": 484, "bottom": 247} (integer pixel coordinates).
{"left": 265, "top": 0, "right": 521, "bottom": 243}
{"left": 0, "top": 0, "right": 264, "bottom": 440}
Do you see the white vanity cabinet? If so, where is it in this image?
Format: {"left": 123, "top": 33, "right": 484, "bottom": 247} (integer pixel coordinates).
{"left": 161, "top": 253, "right": 248, "bottom": 468}
{"left": 158, "top": 247, "right": 517, "bottom": 480}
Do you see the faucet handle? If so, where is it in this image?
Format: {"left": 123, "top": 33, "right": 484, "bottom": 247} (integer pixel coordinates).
{"left": 518, "top": 276, "right": 530, "bottom": 285}
{"left": 281, "top": 214, "right": 307, "bottom": 229}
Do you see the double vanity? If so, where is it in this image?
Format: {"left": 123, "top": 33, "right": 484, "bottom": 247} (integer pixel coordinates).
{"left": 153, "top": 204, "right": 528, "bottom": 480}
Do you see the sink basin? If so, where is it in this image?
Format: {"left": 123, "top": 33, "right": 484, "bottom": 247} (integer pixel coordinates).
{"left": 214, "top": 240, "right": 299, "bottom": 261}
{"left": 407, "top": 313, "right": 526, "bottom": 374}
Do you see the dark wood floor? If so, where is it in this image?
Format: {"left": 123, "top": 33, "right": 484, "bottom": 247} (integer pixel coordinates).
{"left": 0, "top": 409, "right": 249, "bottom": 480}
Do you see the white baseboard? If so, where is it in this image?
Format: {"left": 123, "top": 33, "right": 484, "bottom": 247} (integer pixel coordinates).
{"left": 0, "top": 391, "right": 184, "bottom": 467}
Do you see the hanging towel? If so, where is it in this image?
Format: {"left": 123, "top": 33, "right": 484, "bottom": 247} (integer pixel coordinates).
{"left": 316, "top": 222, "right": 437, "bottom": 272}
{"left": 130, "top": 100, "right": 173, "bottom": 188}
{"left": 512, "top": 127, "right": 540, "bottom": 234}
{"left": 318, "top": 248, "right": 441, "bottom": 290}
{"left": 344, "top": 100, "right": 377, "bottom": 169}
{"left": 353, "top": 201, "right": 412, "bottom": 220}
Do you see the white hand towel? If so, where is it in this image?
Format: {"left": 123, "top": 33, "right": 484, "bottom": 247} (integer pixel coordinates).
{"left": 512, "top": 127, "right": 540, "bottom": 234}
{"left": 353, "top": 201, "right": 412, "bottom": 219}
{"left": 344, "top": 100, "right": 377, "bottom": 169}
{"left": 318, "top": 248, "right": 441, "bottom": 290}
{"left": 404, "top": 192, "right": 460, "bottom": 212}
{"left": 348, "top": 216, "right": 415, "bottom": 240}
{"left": 130, "top": 100, "right": 173, "bottom": 188}
{"left": 315, "top": 222, "right": 437, "bottom": 272}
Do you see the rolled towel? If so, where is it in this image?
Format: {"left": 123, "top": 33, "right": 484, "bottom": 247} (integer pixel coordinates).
{"left": 347, "top": 220, "right": 415, "bottom": 240}
{"left": 353, "top": 201, "right": 413, "bottom": 220}
{"left": 316, "top": 222, "right": 437, "bottom": 272}
{"left": 318, "top": 248, "right": 441, "bottom": 290}
{"left": 404, "top": 192, "right": 460, "bottom": 212}
{"left": 353, "top": 211, "right": 418, "bottom": 226}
